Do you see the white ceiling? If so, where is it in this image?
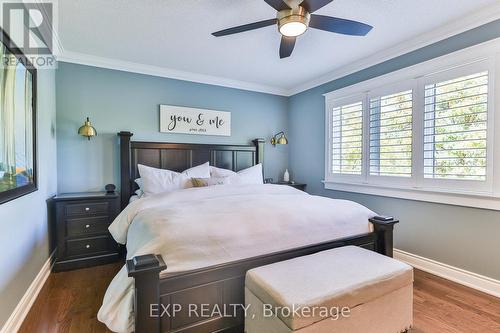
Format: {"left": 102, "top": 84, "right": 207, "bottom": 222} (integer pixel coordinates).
{"left": 57, "top": 0, "right": 500, "bottom": 95}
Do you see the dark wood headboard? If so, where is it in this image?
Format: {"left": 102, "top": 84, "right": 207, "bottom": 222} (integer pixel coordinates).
{"left": 118, "top": 131, "right": 265, "bottom": 209}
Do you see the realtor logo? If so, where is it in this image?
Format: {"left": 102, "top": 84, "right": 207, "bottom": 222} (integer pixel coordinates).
{"left": 1, "top": 0, "right": 57, "bottom": 68}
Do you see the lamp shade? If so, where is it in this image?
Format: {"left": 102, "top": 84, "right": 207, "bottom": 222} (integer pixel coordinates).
{"left": 78, "top": 117, "right": 97, "bottom": 140}
{"left": 277, "top": 133, "right": 288, "bottom": 145}
{"left": 271, "top": 131, "right": 288, "bottom": 146}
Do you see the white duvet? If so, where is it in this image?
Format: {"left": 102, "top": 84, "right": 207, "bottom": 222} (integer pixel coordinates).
{"left": 98, "top": 184, "right": 376, "bottom": 332}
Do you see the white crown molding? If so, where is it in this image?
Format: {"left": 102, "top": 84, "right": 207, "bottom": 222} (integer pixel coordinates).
{"left": 287, "top": 4, "right": 500, "bottom": 96}
{"left": 57, "top": 51, "right": 289, "bottom": 96}
{"left": 394, "top": 249, "right": 500, "bottom": 298}
{"left": 0, "top": 253, "right": 54, "bottom": 333}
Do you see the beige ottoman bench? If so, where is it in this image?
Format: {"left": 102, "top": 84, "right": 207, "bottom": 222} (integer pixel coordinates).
{"left": 245, "top": 246, "right": 413, "bottom": 333}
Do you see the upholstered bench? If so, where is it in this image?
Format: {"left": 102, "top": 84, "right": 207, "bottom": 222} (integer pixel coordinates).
{"left": 245, "top": 246, "right": 413, "bottom": 333}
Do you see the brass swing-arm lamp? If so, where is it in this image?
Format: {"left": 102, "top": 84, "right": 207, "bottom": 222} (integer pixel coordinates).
{"left": 271, "top": 131, "right": 288, "bottom": 146}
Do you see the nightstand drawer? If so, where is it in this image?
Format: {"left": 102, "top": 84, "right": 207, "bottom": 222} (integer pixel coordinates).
{"left": 65, "top": 202, "right": 109, "bottom": 217}
{"left": 66, "top": 236, "right": 116, "bottom": 258}
{"left": 66, "top": 216, "right": 110, "bottom": 238}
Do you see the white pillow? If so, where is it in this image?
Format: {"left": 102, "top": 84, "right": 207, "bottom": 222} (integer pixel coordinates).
{"left": 210, "top": 164, "right": 263, "bottom": 185}
{"left": 138, "top": 162, "right": 210, "bottom": 196}
{"left": 135, "top": 178, "right": 144, "bottom": 190}
{"left": 230, "top": 163, "right": 263, "bottom": 185}
{"left": 210, "top": 166, "right": 237, "bottom": 178}
{"left": 182, "top": 162, "right": 211, "bottom": 178}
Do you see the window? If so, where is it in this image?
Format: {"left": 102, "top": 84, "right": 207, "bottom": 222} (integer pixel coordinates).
{"left": 324, "top": 51, "right": 498, "bottom": 209}
{"left": 331, "top": 101, "right": 363, "bottom": 175}
{"left": 423, "top": 72, "right": 488, "bottom": 181}
{"left": 369, "top": 90, "right": 413, "bottom": 177}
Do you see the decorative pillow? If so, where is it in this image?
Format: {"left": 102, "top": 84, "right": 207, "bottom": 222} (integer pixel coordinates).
{"left": 138, "top": 162, "right": 210, "bottom": 196}
{"left": 191, "top": 177, "right": 230, "bottom": 187}
{"left": 191, "top": 178, "right": 208, "bottom": 187}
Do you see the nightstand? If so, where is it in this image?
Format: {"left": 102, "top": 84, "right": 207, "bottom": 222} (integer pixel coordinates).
{"left": 271, "top": 182, "right": 307, "bottom": 191}
{"left": 49, "top": 192, "right": 121, "bottom": 271}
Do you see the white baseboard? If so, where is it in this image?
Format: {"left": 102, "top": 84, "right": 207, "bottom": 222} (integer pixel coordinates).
{"left": 394, "top": 249, "right": 500, "bottom": 298}
{"left": 0, "top": 253, "right": 54, "bottom": 333}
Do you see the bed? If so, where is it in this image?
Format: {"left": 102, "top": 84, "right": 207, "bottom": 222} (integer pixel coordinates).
{"left": 98, "top": 132, "right": 398, "bottom": 333}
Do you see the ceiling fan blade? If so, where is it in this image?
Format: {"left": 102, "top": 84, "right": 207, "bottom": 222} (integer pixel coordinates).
{"left": 300, "top": 0, "right": 334, "bottom": 13}
{"left": 309, "top": 15, "right": 373, "bottom": 36}
{"left": 279, "top": 36, "right": 296, "bottom": 59}
{"left": 264, "top": 0, "right": 290, "bottom": 11}
{"left": 212, "top": 19, "right": 277, "bottom": 37}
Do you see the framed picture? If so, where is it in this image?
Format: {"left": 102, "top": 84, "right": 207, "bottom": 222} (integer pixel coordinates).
{"left": 160, "top": 105, "right": 231, "bottom": 136}
{"left": 0, "top": 28, "right": 37, "bottom": 204}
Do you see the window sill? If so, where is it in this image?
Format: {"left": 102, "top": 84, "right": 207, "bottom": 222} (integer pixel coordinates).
{"left": 323, "top": 181, "right": 500, "bottom": 211}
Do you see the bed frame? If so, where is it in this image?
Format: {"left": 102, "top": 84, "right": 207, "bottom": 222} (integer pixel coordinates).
{"left": 117, "top": 131, "right": 398, "bottom": 333}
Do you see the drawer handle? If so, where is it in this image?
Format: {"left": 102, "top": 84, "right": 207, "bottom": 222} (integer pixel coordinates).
{"left": 86, "top": 244, "right": 91, "bottom": 249}
{"left": 85, "top": 224, "right": 90, "bottom": 228}
{"left": 85, "top": 207, "right": 90, "bottom": 211}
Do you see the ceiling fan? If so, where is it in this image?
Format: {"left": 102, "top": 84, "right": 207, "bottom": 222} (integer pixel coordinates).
{"left": 212, "top": 0, "right": 373, "bottom": 59}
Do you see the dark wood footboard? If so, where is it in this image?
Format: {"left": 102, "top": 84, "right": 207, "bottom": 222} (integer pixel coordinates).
{"left": 127, "top": 219, "right": 398, "bottom": 333}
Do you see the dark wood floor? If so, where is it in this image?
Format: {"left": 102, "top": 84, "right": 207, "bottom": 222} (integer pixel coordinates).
{"left": 19, "top": 264, "right": 500, "bottom": 333}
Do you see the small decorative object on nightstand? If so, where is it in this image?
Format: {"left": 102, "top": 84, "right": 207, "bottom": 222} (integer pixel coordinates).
{"left": 283, "top": 169, "right": 290, "bottom": 182}
{"left": 105, "top": 183, "right": 116, "bottom": 194}
{"left": 271, "top": 181, "right": 307, "bottom": 191}
{"left": 49, "top": 191, "right": 121, "bottom": 271}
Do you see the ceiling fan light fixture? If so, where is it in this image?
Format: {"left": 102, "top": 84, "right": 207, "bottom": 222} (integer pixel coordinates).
{"left": 277, "top": 6, "right": 310, "bottom": 37}
{"left": 279, "top": 21, "right": 307, "bottom": 37}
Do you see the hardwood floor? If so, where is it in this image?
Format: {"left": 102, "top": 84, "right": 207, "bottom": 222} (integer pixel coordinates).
{"left": 18, "top": 264, "right": 500, "bottom": 333}
{"left": 412, "top": 270, "right": 500, "bottom": 332}
{"left": 18, "top": 263, "right": 121, "bottom": 333}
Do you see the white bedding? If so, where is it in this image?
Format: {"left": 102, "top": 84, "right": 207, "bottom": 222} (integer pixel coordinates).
{"left": 98, "top": 184, "right": 376, "bottom": 332}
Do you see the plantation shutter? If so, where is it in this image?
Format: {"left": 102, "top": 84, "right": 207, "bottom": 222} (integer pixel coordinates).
{"left": 331, "top": 101, "right": 363, "bottom": 175}
{"left": 369, "top": 90, "right": 413, "bottom": 177}
{"left": 423, "top": 72, "right": 488, "bottom": 181}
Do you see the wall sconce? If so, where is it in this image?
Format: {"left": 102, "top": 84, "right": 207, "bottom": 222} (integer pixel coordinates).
{"left": 271, "top": 131, "right": 288, "bottom": 146}
{"left": 78, "top": 117, "right": 97, "bottom": 140}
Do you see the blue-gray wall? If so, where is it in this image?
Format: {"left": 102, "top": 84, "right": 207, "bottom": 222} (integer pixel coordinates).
{"left": 0, "top": 69, "right": 57, "bottom": 328}
{"left": 288, "top": 20, "right": 500, "bottom": 280}
{"left": 56, "top": 62, "right": 289, "bottom": 193}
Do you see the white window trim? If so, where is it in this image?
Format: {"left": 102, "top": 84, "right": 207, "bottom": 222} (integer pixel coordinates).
{"left": 323, "top": 37, "right": 500, "bottom": 211}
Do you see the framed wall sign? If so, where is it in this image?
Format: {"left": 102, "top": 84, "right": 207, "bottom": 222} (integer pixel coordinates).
{"left": 160, "top": 105, "right": 231, "bottom": 136}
